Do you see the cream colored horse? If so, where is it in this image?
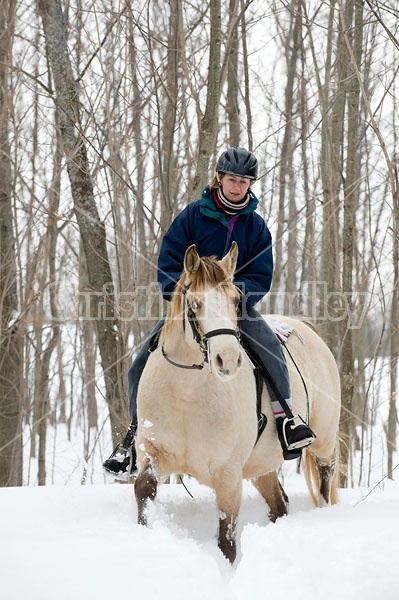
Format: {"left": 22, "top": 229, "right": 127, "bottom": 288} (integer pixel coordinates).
{"left": 134, "top": 242, "right": 341, "bottom": 563}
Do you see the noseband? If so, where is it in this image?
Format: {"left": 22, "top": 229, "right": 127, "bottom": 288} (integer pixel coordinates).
{"left": 161, "top": 283, "right": 240, "bottom": 370}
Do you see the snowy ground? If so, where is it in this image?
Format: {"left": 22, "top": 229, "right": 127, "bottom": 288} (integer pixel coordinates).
{"left": 1, "top": 463, "right": 399, "bottom": 600}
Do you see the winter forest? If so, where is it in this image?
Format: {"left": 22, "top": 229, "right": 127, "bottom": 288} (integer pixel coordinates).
{"left": 0, "top": 0, "right": 398, "bottom": 490}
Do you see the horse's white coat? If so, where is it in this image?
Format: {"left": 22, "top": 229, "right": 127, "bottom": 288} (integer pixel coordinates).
{"left": 134, "top": 243, "right": 341, "bottom": 561}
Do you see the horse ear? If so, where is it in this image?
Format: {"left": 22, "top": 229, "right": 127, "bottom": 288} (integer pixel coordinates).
{"left": 220, "top": 241, "right": 238, "bottom": 279}
{"left": 184, "top": 244, "right": 201, "bottom": 275}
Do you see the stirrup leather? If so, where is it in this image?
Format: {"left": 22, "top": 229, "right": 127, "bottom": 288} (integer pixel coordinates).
{"left": 121, "top": 422, "right": 137, "bottom": 450}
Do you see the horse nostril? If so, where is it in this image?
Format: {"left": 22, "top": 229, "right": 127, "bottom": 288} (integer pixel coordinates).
{"left": 216, "top": 354, "right": 223, "bottom": 369}
{"left": 237, "top": 354, "right": 242, "bottom": 368}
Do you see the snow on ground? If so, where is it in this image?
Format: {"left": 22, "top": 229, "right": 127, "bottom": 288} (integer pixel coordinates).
{"left": 1, "top": 465, "right": 399, "bottom": 600}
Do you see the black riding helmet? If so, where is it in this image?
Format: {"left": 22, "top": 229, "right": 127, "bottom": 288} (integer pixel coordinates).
{"left": 216, "top": 147, "right": 258, "bottom": 180}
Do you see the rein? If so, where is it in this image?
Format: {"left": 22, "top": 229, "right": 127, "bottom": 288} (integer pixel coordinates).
{"left": 161, "top": 283, "right": 240, "bottom": 371}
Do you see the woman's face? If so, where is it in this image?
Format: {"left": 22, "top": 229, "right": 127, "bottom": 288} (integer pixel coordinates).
{"left": 220, "top": 174, "right": 251, "bottom": 202}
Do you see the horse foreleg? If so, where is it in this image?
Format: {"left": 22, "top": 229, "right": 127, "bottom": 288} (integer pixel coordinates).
{"left": 214, "top": 474, "right": 242, "bottom": 564}
{"left": 134, "top": 457, "right": 158, "bottom": 526}
{"left": 252, "top": 471, "right": 288, "bottom": 522}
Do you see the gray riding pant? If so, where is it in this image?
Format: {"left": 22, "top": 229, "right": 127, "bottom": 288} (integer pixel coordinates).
{"left": 127, "top": 306, "right": 290, "bottom": 423}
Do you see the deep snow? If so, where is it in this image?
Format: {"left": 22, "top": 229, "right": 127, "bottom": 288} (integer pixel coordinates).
{"left": 1, "top": 464, "right": 398, "bottom": 600}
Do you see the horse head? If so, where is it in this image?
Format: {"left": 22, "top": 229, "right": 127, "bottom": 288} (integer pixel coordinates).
{"left": 182, "top": 242, "right": 244, "bottom": 381}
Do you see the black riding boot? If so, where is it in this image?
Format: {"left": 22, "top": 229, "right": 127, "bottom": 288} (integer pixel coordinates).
{"left": 276, "top": 416, "right": 316, "bottom": 460}
{"left": 102, "top": 422, "right": 137, "bottom": 481}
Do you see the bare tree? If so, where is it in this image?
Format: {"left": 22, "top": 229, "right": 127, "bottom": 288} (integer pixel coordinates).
{"left": 269, "top": 2, "right": 301, "bottom": 313}
{"left": 226, "top": 0, "right": 240, "bottom": 146}
{"left": 37, "top": 0, "right": 129, "bottom": 448}
{"left": 36, "top": 123, "right": 63, "bottom": 485}
{"left": 240, "top": 1, "right": 253, "bottom": 150}
{"left": 0, "top": 0, "right": 23, "bottom": 486}
{"left": 337, "top": 0, "right": 364, "bottom": 486}
{"left": 192, "top": 0, "right": 222, "bottom": 197}
{"left": 319, "top": 0, "right": 345, "bottom": 355}
{"left": 2, "top": 0, "right": 398, "bottom": 487}
{"left": 388, "top": 166, "right": 399, "bottom": 478}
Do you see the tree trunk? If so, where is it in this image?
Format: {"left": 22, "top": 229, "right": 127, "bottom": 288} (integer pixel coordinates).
{"left": 240, "top": 2, "right": 253, "bottom": 150}
{"left": 32, "top": 114, "right": 63, "bottom": 484}
{"left": 79, "top": 243, "right": 98, "bottom": 430}
{"left": 270, "top": 6, "right": 300, "bottom": 311}
{"left": 127, "top": 17, "right": 158, "bottom": 345}
{"left": 0, "top": 0, "right": 23, "bottom": 487}
{"left": 338, "top": 0, "right": 364, "bottom": 487}
{"left": 160, "top": 0, "right": 181, "bottom": 230}
{"left": 320, "top": 0, "right": 344, "bottom": 354}
{"left": 298, "top": 4, "right": 316, "bottom": 306}
{"left": 388, "top": 166, "right": 399, "bottom": 478}
{"left": 37, "top": 0, "right": 128, "bottom": 444}
{"left": 192, "top": 0, "right": 222, "bottom": 198}
{"left": 226, "top": 0, "right": 240, "bottom": 147}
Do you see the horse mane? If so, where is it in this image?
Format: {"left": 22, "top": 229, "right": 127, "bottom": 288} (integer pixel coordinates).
{"left": 160, "top": 255, "right": 237, "bottom": 339}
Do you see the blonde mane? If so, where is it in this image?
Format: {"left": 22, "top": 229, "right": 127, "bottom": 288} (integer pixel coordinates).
{"left": 160, "top": 255, "right": 238, "bottom": 340}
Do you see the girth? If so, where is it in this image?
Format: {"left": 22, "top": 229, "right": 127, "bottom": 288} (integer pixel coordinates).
{"left": 253, "top": 366, "right": 267, "bottom": 445}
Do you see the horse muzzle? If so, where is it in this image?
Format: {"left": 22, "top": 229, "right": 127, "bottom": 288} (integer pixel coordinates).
{"left": 211, "top": 341, "right": 244, "bottom": 381}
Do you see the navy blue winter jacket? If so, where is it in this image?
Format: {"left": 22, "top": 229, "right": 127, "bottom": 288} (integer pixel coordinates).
{"left": 157, "top": 186, "right": 273, "bottom": 308}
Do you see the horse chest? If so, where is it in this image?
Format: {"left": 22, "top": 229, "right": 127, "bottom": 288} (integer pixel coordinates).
{"left": 138, "top": 373, "right": 255, "bottom": 468}
{"left": 144, "top": 386, "right": 243, "bottom": 436}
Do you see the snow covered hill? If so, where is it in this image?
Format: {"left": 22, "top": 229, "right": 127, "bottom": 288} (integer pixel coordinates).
{"left": 1, "top": 471, "right": 399, "bottom": 600}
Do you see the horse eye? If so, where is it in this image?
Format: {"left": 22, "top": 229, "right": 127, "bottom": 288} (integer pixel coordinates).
{"left": 190, "top": 299, "right": 202, "bottom": 311}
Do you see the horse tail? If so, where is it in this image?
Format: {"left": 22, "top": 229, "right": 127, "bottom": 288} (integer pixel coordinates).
{"left": 302, "top": 435, "right": 340, "bottom": 507}
{"left": 329, "top": 438, "right": 340, "bottom": 505}
{"left": 302, "top": 449, "right": 320, "bottom": 507}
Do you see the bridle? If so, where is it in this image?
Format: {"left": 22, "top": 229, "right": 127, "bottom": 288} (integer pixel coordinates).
{"left": 161, "top": 283, "right": 240, "bottom": 370}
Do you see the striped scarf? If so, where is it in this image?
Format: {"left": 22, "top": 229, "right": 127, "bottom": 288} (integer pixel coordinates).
{"left": 214, "top": 187, "right": 251, "bottom": 215}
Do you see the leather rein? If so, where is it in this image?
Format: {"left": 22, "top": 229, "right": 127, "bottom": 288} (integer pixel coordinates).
{"left": 161, "top": 283, "right": 240, "bottom": 370}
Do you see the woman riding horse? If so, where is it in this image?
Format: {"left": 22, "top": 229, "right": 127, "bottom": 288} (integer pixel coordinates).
{"left": 103, "top": 147, "right": 315, "bottom": 479}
